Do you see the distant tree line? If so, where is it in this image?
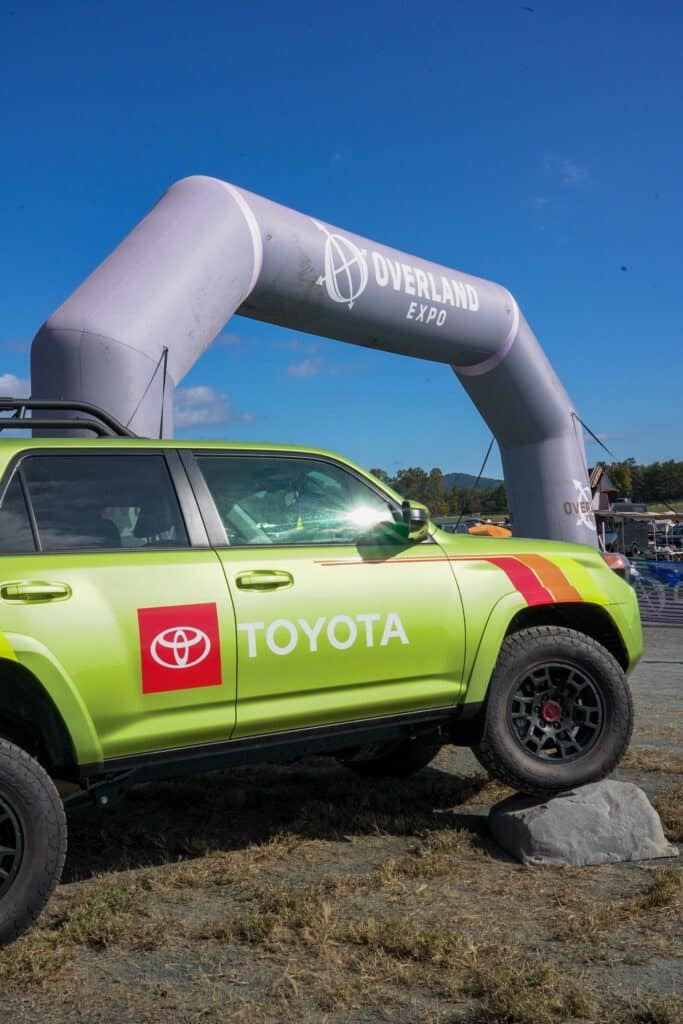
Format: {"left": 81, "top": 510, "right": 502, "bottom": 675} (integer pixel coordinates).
{"left": 371, "top": 458, "right": 683, "bottom": 516}
{"left": 369, "top": 466, "right": 508, "bottom": 517}
{"left": 605, "top": 458, "right": 683, "bottom": 504}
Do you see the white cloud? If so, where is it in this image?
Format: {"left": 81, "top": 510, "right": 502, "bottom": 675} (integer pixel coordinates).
{"left": 544, "top": 153, "right": 588, "bottom": 186}
{"left": 214, "top": 331, "right": 245, "bottom": 346}
{"left": 287, "top": 358, "right": 323, "bottom": 378}
{"left": 561, "top": 160, "right": 587, "bottom": 185}
{"left": 276, "top": 338, "right": 321, "bottom": 354}
{"left": 174, "top": 385, "right": 252, "bottom": 427}
{"left": 0, "top": 373, "right": 30, "bottom": 396}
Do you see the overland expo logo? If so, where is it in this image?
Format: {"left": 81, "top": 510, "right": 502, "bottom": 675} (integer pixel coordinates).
{"left": 312, "top": 219, "right": 480, "bottom": 326}
{"left": 564, "top": 479, "right": 596, "bottom": 531}
{"left": 313, "top": 220, "right": 368, "bottom": 309}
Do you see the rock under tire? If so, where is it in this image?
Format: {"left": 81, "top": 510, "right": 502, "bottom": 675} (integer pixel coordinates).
{"left": 472, "top": 626, "right": 634, "bottom": 797}
{"left": 0, "top": 739, "right": 67, "bottom": 945}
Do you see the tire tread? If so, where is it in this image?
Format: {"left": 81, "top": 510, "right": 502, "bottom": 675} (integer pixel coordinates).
{"left": 472, "top": 626, "right": 634, "bottom": 797}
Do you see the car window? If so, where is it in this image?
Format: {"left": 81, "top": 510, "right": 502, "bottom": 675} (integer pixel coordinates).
{"left": 195, "top": 454, "right": 395, "bottom": 545}
{"left": 20, "top": 454, "right": 189, "bottom": 551}
{"left": 0, "top": 475, "right": 36, "bottom": 552}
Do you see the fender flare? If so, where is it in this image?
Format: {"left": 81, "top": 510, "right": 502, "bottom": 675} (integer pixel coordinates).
{"left": 3, "top": 632, "right": 103, "bottom": 767}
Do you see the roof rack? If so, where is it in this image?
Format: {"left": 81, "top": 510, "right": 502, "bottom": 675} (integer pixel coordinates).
{"left": 0, "top": 398, "right": 136, "bottom": 438}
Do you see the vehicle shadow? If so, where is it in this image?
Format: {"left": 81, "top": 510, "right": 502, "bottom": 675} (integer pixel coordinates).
{"left": 62, "top": 759, "right": 508, "bottom": 883}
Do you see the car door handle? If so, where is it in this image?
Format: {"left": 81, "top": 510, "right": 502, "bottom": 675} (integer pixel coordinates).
{"left": 235, "top": 571, "right": 294, "bottom": 591}
{"left": 0, "top": 581, "right": 72, "bottom": 603}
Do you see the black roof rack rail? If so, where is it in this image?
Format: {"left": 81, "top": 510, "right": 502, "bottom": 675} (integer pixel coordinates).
{"left": 0, "top": 398, "right": 136, "bottom": 438}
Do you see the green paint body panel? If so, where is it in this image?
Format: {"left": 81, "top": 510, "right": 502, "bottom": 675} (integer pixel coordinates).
{"left": 0, "top": 437, "right": 642, "bottom": 771}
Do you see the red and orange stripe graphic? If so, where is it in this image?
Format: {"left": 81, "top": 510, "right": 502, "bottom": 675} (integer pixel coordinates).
{"left": 317, "top": 553, "right": 584, "bottom": 608}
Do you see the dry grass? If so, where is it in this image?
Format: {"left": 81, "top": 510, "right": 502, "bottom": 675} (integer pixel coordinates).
{"left": 621, "top": 749, "right": 683, "bottom": 775}
{"left": 50, "top": 877, "right": 164, "bottom": 950}
{"left": 0, "top": 875, "right": 166, "bottom": 990}
{"left": 464, "top": 959, "right": 592, "bottom": 1024}
{"left": 1, "top": 666, "right": 681, "bottom": 1024}
{"left": 379, "top": 827, "right": 478, "bottom": 882}
{"left": 559, "top": 867, "right": 681, "bottom": 944}
{"left": 617, "top": 997, "right": 683, "bottom": 1024}
{"left": 652, "top": 781, "right": 683, "bottom": 843}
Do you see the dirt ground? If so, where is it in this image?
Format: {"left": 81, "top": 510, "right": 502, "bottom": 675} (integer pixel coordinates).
{"left": 0, "top": 627, "right": 680, "bottom": 1024}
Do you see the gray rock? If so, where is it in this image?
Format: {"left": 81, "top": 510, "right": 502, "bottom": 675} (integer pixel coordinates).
{"left": 489, "top": 780, "right": 678, "bottom": 866}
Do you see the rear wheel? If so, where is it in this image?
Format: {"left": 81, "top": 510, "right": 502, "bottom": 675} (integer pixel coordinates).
{"left": 0, "top": 739, "right": 67, "bottom": 944}
{"left": 472, "top": 626, "right": 633, "bottom": 797}
{"left": 337, "top": 734, "right": 443, "bottom": 778}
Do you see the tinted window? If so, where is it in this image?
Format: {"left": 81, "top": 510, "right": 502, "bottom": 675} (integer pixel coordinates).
{"left": 22, "top": 454, "right": 188, "bottom": 551}
{"left": 0, "top": 476, "right": 35, "bottom": 552}
{"left": 196, "top": 454, "right": 395, "bottom": 545}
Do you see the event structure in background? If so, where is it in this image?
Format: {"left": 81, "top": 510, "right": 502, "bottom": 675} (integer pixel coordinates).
{"left": 31, "top": 176, "right": 596, "bottom": 546}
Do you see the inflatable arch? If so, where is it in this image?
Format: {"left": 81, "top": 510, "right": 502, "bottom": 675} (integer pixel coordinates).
{"left": 30, "top": 176, "right": 596, "bottom": 546}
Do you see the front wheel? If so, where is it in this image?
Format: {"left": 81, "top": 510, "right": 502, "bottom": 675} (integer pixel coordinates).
{"left": 0, "top": 739, "right": 67, "bottom": 944}
{"left": 472, "top": 626, "right": 633, "bottom": 797}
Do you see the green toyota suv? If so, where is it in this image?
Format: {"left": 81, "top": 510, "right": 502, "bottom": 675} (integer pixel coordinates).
{"left": 0, "top": 399, "right": 641, "bottom": 942}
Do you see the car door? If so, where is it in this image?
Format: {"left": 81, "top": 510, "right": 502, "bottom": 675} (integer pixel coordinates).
{"left": 0, "top": 450, "right": 237, "bottom": 762}
{"left": 186, "top": 450, "right": 465, "bottom": 738}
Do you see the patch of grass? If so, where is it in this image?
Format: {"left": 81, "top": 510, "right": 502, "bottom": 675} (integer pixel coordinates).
{"left": 203, "top": 882, "right": 335, "bottom": 949}
{"left": 634, "top": 867, "right": 682, "bottom": 912}
{"left": 49, "top": 877, "right": 166, "bottom": 950}
{"left": 345, "top": 915, "right": 463, "bottom": 968}
{"left": 141, "top": 832, "right": 306, "bottom": 894}
{"left": 621, "top": 749, "right": 683, "bottom": 775}
{"left": 464, "top": 960, "right": 592, "bottom": 1024}
{"left": 560, "top": 867, "right": 681, "bottom": 944}
{"left": 380, "top": 827, "right": 478, "bottom": 881}
{"left": 617, "top": 996, "right": 683, "bottom": 1024}
{"left": 0, "top": 930, "right": 72, "bottom": 988}
{"left": 0, "top": 876, "right": 165, "bottom": 990}
{"left": 652, "top": 781, "right": 683, "bottom": 843}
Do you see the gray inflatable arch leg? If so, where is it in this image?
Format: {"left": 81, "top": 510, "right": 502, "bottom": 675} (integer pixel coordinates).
{"left": 30, "top": 175, "right": 596, "bottom": 546}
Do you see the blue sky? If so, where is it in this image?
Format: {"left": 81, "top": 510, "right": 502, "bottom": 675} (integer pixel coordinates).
{"left": 1, "top": 0, "right": 681, "bottom": 477}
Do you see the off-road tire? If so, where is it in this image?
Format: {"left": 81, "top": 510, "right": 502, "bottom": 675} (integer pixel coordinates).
{"left": 338, "top": 734, "right": 443, "bottom": 778}
{"left": 0, "top": 739, "right": 67, "bottom": 945}
{"left": 472, "top": 626, "right": 633, "bottom": 797}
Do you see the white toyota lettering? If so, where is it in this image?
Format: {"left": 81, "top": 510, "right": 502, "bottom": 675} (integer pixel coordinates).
{"left": 238, "top": 611, "right": 410, "bottom": 658}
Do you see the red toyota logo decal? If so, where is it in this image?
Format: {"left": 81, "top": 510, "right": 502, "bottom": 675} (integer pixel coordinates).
{"left": 138, "top": 603, "right": 222, "bottom": 693}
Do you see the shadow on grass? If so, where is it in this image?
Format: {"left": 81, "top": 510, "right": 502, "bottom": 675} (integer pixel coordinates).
{"left": 63, "top": 759, "right": 504, "bottom": 882}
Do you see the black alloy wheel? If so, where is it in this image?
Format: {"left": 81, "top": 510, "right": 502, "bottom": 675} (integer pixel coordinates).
{"left": 0, "top": 795, "right": 23, "bottom": 899}
{"left": 0, "top": 739, "right": 67, "bottom": 945}
{"left": 507, "top": 661, "right": 604, "bottom": 762}
{"left": 472, "top": 626, "right": 633, "bottom": 797}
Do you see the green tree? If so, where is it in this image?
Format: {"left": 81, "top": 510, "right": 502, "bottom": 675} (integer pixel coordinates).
{"left": 393, "top": 467, "right": 429, "bottom": 503}
{"left": 607, "top": 460, "right": 633, "bottom": 499}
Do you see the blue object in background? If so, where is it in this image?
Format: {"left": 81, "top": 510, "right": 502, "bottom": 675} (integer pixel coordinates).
{"left": 631, "top": 560, "right": 683, "bottom": 626}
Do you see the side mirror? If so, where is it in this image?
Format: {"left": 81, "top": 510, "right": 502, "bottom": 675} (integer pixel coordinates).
{"left": 402, "top": 500, "right": 430, "bottom": 542}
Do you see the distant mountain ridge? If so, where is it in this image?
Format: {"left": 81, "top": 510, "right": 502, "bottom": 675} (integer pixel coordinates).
{"left": 443, "top": 471, "right": 503, "bottom": 491}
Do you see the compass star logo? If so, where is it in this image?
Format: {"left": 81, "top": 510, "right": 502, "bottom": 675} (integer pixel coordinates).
{"left": 313, "top": 219, "right": 368, "bottom": 309}
{"left": 572, "top": 478, "right": 596, "bottom": 531}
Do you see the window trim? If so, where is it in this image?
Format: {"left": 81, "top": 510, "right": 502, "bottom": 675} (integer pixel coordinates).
{"left": 186, "top": 449, "right": 413, "bottom": 551}
{"left": 0, "top": 449, "right": 206, "bottom": 555}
